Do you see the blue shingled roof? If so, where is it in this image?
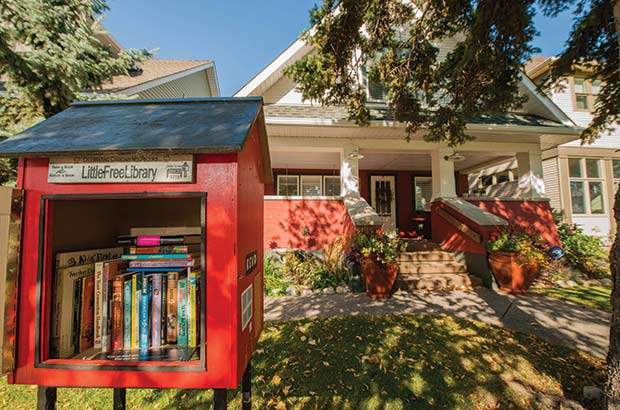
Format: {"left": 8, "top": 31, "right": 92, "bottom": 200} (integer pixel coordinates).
{"left": 0, "top": 97, "right": 265, "bottom": 156}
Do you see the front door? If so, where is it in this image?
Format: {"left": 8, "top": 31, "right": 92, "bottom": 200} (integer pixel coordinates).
{"left": 370, "top": 175, "right": 396, "bottom": 230}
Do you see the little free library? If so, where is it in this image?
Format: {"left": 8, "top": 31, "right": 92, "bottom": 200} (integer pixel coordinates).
{"left": 0, "top": 97, "right": 272, "bottom": 409}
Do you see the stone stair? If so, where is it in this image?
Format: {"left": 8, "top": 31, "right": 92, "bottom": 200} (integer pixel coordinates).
{"left": 397, "top": 240, "right": 481, "bottom": 291}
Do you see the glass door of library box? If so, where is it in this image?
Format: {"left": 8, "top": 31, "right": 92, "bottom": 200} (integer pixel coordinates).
{"left": 36, "top": 192, "right": 206, "bottom": 371}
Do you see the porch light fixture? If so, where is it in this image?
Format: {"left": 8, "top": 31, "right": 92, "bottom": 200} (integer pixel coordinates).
{"left": 347, "top": 147, "right": 364, "bottom": 160}
{"left": 444, "top": 152, "right": 466, "bottom": 162}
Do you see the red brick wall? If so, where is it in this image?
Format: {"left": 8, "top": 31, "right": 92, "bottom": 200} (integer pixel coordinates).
{"left": 263, "top": 198, "right": 354, "bottom": 250}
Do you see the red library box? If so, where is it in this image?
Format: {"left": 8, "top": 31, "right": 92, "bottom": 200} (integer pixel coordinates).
{"left": 0, "top": 98, "right": 271, "bottom": 405}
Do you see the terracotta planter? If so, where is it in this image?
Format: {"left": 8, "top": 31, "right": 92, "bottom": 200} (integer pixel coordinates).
{"left": 488, "top": 251, "right": 539, "bottom": 294}
{"left": 361, "top": 255, "right": 398, "bottom": 299}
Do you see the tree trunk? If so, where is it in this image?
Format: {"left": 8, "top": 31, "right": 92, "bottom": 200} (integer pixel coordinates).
{"left": 607, "top": 184, "right": 620, "bottom": 408}
{"left": 606, "top": 2, "right": 620, "bottom": 407}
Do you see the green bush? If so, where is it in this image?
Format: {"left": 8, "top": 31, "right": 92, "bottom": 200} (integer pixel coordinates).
{"left": 350, "top": 231, "right": 405, "bottom": 266}
{"left": 264, "top": 256, "right": 290, "bottom": 296}
{"left": 487, "top": 230, "right": 550, "bottom": 267}
{"left": 557, "top": 222, "right": 609, "bottom": 278}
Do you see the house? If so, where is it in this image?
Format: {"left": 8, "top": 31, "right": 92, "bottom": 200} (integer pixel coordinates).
{"left": 1, "top": 29, "right": 220, "bottom": 100}
{"left": 234, "top": 33, "right": 582, "bottom": 285}
{"left": 528, "top": 57, "right": 618, "bottom": 241}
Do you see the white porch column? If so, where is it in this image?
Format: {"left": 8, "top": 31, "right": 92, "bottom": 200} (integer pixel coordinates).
{"left": 341, "top": 145, "right": 360, "bottom": 197}
{"left": 431, "top": 148, "right": 457, "bottom": 200}
{"left": 516, "top": 151, "right": 546, "bottom": 198}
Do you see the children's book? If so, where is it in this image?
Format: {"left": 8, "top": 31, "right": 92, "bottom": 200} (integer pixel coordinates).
{"left": 177, "top": 278, "right": 188, "bottom": 347}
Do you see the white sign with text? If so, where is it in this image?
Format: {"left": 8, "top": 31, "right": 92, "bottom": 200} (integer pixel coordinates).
{"left": 48, "top": 155, "right": 193, "bottom": 183}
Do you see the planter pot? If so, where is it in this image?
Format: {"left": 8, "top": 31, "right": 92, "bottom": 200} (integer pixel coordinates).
{"left": 361, "top": 256, "right": 398, "bottom": 299}
{"left": 488, "top": 251, "right": 539, "bottom": 294}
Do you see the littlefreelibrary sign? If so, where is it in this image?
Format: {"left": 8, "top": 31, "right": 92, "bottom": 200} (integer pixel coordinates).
{"left": 48, "top": 155, "right": 194, "bottom": 184}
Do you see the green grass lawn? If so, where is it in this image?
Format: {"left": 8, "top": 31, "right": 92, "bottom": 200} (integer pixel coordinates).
{"left": 0, "top": 314, "right": 604, "bottom": 409}
{"left": 532, "top": 285, "right": 611, "bottom": 312}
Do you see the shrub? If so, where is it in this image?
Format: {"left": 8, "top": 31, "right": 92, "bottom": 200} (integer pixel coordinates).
{"left": 350, "top": 230, "right": 406, "bottom": 266}
{"left": 264, "top": 255, "right": 290, "bottom": 296}
{"left": 557, "top": 222, "right": 609, "bottom": 278}
{"left": 282, "top": 249, "right": 321, "bottom": 289}
{"left": 487, "top": 230, "right": 549, "bottom": 267}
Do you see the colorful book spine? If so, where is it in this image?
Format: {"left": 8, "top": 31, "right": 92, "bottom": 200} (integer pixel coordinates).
{"left": 128, "top": 260, "right": 195, "bottom": 268}
{"left": 122, "top": 254, "right": 190, "bottom": 261}
{"left": 188, "top": 271, "right": 197, "bottom": 347}
{"left": 129, "top": 245, "right": 189, "bottom": 254}
{"left": 111, "top": 277, "right": 124, "bottom": 350}
{"left": 161, "top": 274, "right": 167, "bottom": 345}
{"left": 177, "top": 278, "right": 188, "bottom": 347}
{"left": 123, "top": 279, "right": 132, "bottom": 349}
{"left": 151, "top": 274, "right": 162, "bottom": 349}
{"left": 80, "top": 275, "right": 95, "bottom": 352}
{"left": 165, "top": 272, "right": 178, "bottom": 344}
{"left": 71, "top": 279, "right": 83, "bottom": 355}
{"left": 131, "top": 274, "right": 141, "bottom": 350}
{"left": 139, "top": 275, "right": 151, "bottom": 351}
{"left": 93, "top": 262, "right": 105, "bottom": 349}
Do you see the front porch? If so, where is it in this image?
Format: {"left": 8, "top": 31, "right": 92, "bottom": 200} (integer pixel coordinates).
{"left": 264, "top": 142, "right": 552, "bottom": 245}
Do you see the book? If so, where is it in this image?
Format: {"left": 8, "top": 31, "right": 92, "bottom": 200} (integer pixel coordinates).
{"left": 151, "top": 274, "right": 162, "bottom": 349}
{"left": 122, "top": 254, "right": 191, "bottom": 261}
{"left": 165, "top": 272, "right": 178, "bottom": 344}
{"left": 127, "top": 267, "right": 188, "bottom": 273}
{"left": 128, "top": 260, "right": 195, "bottom": 268}
{"left": 188, "top": 271, "right": 197, "bottom": 347}
{"left": 79, "top": 275, "right": 95, "bottom": 352}
{"left": 139, "top": 275, "right": 151, "bottom": 351}
{"left": 123, "top": 279, "right": 132, "bottom": 350}
{"left": 111, "top": 277, "right": 124, "bottom": 351}
{"left": 55, "top": 247, "right": 124, "bottom": 269}
{"left": 100, "top": 260, "right": 128, "bottom": 351}
{"left": 129, "top": 245, "right": 190, "bottom": 255}
{"left": 161, "top": 273, "right": 167, "bottom": 346}
{"left": 130, "top": 227, "right": 201, "bottom": 236}
{"left": 93, "top": 261, "right": 104, "bottom": 349}
{"left": 118, "top": 235, "right": 201, "bottom": 246}
{"left": 54, "top": 264, "right": 95, "bottom": 358}
{"left": 131, "top": 274, "right": 141, "bottom": 350}
{"left": 177, "top": 278, "right": 188, "bottom": 347}
{"left": 71, "top": 279, "right": 83, "bottom": 356}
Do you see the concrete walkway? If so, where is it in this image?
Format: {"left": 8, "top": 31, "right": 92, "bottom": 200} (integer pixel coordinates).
{"left": 265, "top": 288, "right": 610, "bottom": 358}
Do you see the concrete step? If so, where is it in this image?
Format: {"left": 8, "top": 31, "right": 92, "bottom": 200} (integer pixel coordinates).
{"left": 402, "top": 239, "right": 442, "bottom": 252}
{"left": 397, "top": 273, "right": 481, "bottom": 291}
{"left": 398, "top": 261, "right": 468, "bottom": 274}
{"left": 398, "top": 251, "right": 465, "bottom": 263}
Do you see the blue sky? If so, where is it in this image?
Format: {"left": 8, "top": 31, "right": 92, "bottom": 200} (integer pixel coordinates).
{"left": 104, "top": 1, "right": 576, "bottom": 96}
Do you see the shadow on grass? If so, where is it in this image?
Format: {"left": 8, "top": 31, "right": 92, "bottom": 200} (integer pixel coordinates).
{"left": 0, "top": 314, "right": 605, "bottom": 409}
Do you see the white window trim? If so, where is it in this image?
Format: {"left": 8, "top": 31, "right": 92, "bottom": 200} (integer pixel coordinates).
{"left": 569, "top": 158, "right": 607, "bottom": 215}
{"left": 276, "top": 175, "right": 299, "bottom": 196}
{"left": 300, "top": 175, "right": 323, "bottom": 196}
{"left": 323, "top": 175, "right": 341, "bottom": 197}
{"left": 414, "top": 176, "right": 433, "bottom": 211}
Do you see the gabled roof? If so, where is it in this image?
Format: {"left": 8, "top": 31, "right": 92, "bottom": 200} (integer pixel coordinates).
{"left": 98, "top": 59, "right": 220, "bottom": 96}
{"left": 236, "top": 35, "right": 575, "bottom": 128}
{"left": 0, "top": 98, "right": 267, "bottom": 157}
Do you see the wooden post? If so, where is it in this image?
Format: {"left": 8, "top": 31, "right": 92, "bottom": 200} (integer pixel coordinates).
{"left": 213, "top": 389, "right": 227, "bottom": 410}
{"left": 242, "top": 359, "right": 252, "bottom": 410}
{"left": 113, "top": 388, "right": 126, "bottom": 410}
{"left": 37, "top": 386, "right": 57, "bottom": 410}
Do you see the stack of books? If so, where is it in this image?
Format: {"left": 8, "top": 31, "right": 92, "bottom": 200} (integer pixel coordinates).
{"left": 51, "top": 231, "right": 202, "bottom": 361}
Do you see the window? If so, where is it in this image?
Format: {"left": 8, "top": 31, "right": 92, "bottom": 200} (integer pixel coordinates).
{"left": 324, "top": 176, "right": 341, "bottom": 196}
{"left": 568, "top": 158, "right": 606, "bottom": 215}
{"left": 414, "top": 177, "right": 432, "bottom": 211}
{"left": 300, "top": 175, "right": 322, "bottom": 196}
{"left": 572, "top": 76, "right": 601, "bottom": 111}
{"left": 276, "top": 175, "right": 299, "bottom": 196}
{"left": 481, "top": 175, "right": 494, "bottom": 187}
{"left": 276, "top": 174, "right": 341, "bottom": 197}
{"left": 362, "top": 66, "right": 388, "bottom": 102}
{"left": 613, "top": 160, "right": 620, "bottom": 179}
{"left": 496, "top": 171, "right": 510, "bottom": 184}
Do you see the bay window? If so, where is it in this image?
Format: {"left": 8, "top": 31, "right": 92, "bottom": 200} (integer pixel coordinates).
{"left": 275, "top": 174, "right": 341, "bottom": 197}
